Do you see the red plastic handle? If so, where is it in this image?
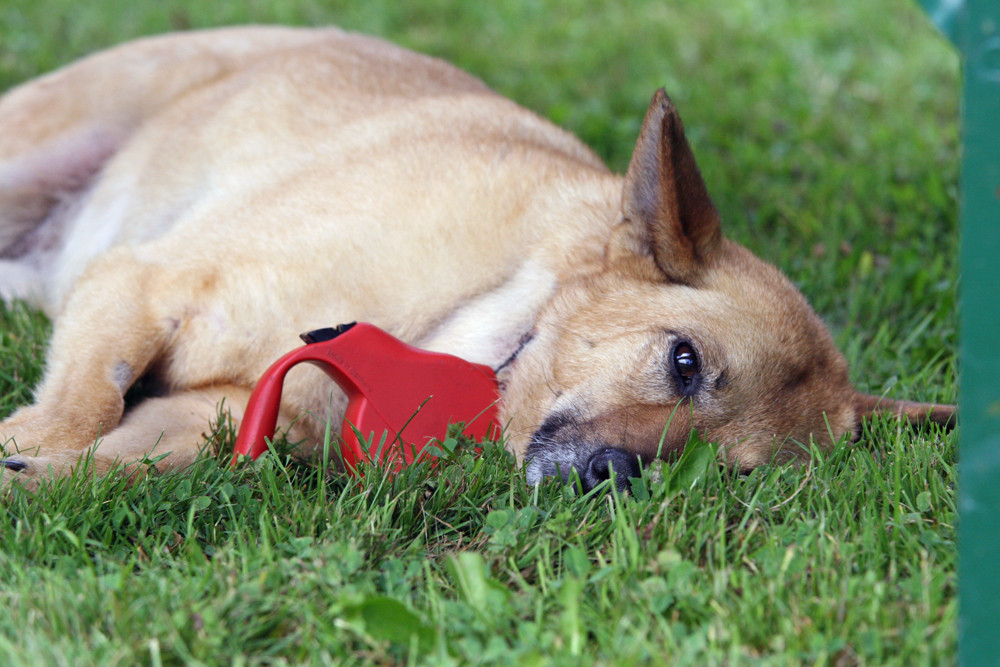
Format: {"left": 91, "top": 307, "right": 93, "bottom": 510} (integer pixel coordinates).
{"left": 231, "top": 322, "right": 500, "bottom": 473}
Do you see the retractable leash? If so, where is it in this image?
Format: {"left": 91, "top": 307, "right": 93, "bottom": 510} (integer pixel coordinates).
{"left": 231, "top": 322, "right": 501, "bottom": 474}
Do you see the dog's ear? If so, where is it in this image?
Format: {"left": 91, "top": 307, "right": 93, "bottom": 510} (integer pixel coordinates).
{"left": 620, "top": 88, "right": 722, "bottom": 284}
{"left": 854, "top": 393, "right": 956, "bottom": 430}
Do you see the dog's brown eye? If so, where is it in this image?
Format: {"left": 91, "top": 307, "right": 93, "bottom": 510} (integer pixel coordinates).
{"left": 673, "top": 342, "right": 699, "bottom": 383}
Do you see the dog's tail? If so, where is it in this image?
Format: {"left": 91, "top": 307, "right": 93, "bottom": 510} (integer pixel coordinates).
{"left": 0, "top": 26, "right": 341, "bottom": 257}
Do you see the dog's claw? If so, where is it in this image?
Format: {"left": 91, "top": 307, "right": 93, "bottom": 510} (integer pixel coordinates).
{"left": 1, "top": 460, "right": 27, "bottom": 472}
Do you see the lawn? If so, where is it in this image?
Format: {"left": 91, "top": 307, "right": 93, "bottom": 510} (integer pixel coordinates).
{"left": 0, "top": 1, "right": 960, "bottom": 664}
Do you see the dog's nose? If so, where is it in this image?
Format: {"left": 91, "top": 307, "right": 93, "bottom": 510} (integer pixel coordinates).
{"left": 582, "top": 446, "right": 640, "bottom": 493}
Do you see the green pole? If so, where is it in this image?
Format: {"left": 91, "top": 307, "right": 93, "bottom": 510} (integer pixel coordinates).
{"left": 920, "top": 0, "right": 1000, "bottom": 663}
{"left": 957, "top": 3, "right": 1000, "bottom": 665}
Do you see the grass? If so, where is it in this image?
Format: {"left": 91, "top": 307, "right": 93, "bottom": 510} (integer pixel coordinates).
{"left": 0, "top": 0, "right": 960, "bottom": 664}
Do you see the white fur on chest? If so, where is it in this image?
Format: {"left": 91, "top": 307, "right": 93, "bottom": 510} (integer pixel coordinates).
{"left": 419, "top": 260, "right": 555, "bottom": 370}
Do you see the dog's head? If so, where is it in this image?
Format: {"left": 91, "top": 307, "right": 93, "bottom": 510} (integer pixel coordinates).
{"left": 502, "top": 89, "right": 954, "bottom": 491}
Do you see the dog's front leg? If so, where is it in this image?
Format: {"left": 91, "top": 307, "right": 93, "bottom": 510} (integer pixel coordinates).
{"left": 0, "top": 385, "right": 253, "bottom": 490}
{"left": 0, "top": 248, "right": 173, "bottom": 487}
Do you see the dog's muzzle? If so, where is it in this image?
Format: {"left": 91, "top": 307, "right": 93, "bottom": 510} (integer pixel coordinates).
{"left": 525, "top": 415, "right": 641, "bottom": 493}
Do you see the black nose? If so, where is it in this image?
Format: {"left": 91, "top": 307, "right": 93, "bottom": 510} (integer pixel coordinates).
{"left": 581, "top": 447, "right": 641, "bottom": 493}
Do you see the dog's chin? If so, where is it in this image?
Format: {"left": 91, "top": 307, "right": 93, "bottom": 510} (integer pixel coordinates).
{"left": 524, "top": 439, "right": 587, "bottom": 486}
{"left": 525, "top": 425, "right": 641, "bottom": 494}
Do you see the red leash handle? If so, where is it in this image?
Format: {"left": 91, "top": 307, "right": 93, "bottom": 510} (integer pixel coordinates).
{"left": 231, "top": 322, "right": 500, "bottom": 473}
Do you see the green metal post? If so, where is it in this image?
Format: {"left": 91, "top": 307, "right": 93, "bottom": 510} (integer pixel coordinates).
{"left": 920, "top": 0, "right": 1000, "bottom": 663}
{"left": 956, "top": 3, "right": 1000, "bottom": 665}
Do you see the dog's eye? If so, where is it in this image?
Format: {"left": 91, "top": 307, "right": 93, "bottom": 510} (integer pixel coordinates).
{"left": 672, "top": 342, "right": 699, "bottom": 384}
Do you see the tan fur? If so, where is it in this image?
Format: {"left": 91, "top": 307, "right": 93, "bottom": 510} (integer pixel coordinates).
{"left": 0, "top": 26, "right": 952, "bottom": 490}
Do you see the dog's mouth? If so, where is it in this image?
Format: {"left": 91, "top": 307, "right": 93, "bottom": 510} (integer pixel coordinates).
{"left": 525, "top": 414, "right": 642, "bottom": 493}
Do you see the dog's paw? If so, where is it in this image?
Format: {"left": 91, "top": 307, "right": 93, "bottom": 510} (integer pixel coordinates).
{"left": 0, "top": 455, "right": 49, "bottom": 492}
{"left": 0, "top": 449, "right": 86, "bottom": 493}
{"left": 0, "top": 451, "right": 157, "bottom": 494}
{"left": 1, "top": 459, "right": 28, "bottom": 472}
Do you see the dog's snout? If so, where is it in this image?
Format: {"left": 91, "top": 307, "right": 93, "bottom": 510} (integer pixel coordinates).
{"left": 582, "top": 446, "right": 640, "bottom": 493}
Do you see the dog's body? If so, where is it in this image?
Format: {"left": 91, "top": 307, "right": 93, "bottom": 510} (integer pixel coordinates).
{"left": 0, "top": 26, "right": 952, "bottom": 490}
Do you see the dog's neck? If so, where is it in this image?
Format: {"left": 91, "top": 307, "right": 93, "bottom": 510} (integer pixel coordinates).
{"left": 416, "top": 258, "right": 557, "bottom": 374}
{"left": 416, "top": 176, "right": 619, "bottom": 384}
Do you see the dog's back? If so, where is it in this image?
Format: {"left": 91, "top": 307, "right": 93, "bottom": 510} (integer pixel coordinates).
{"left": 1, "top": 27, "right": 605, "bottom": 309}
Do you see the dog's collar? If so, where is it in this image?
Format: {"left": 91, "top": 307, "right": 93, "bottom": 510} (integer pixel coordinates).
{"left": 494, "top": 330, "right": 535, "bottom": 376}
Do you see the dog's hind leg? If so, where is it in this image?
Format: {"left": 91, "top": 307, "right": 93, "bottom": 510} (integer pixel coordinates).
{"left": 0, "top": 385, "right": 252, "bottom": 490}
{"left": 0, "top": 28, "right": 336, "bottom": 311}
{"left": 0, "top": 27, "right": 331, "bottom": 165}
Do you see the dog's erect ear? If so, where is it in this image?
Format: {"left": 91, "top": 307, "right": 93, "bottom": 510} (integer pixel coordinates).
{"left": 855, "top": 393, "right": 957, "bottom": 430}
{"left": 621, "top": 89, "right": 722, "bottom": 284}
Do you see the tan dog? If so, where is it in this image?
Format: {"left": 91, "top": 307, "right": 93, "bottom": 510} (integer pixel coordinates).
{"left": 0, "top": 26, "right": 952, "bottom": 492}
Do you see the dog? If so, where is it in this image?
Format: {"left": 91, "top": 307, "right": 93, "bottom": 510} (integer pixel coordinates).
{"left": 0, "top": 26, "right": 953, "bottom": 492}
